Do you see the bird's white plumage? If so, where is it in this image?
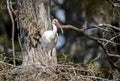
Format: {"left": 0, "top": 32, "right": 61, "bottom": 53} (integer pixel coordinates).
{"left": 41, "top": 30, "right": 58, "bottom": 51}
{"left": 40, "top": 19, "right": 61, "bottom": 66}
{"left": 41, "top": 19, "right": 59, "bottom": 52}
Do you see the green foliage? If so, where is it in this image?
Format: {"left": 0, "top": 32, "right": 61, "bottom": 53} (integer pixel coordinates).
{"left": 88, "top": 62, "right": 104, "bottom": 77}
{"left": 57, "top": 53, "right": 73, "bottom": 64}
{"left": 84, "top": 59, "right": 115, "bottom": 79}
{"left": 57, "top": 54, "right": 116, "bottom": 79}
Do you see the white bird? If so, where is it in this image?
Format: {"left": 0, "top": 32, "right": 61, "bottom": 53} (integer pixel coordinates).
{"left": 41, "top": 19, "right": 63, "bottom": 66}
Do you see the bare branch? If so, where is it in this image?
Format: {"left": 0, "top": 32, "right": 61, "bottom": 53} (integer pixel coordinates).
{"left": 62, "top": 25, "right": 85, "bottom": 33}
{"left": 98, "top": 24, "right": 120, "bottom": 31}
{"left": 61, "top": 24, "right": 120, "bottom": 72}
{"left": 108, "top": 53, "right": 120, "bottom": 58}
{"left": 106, "top": 0, "right": 114, "bottom": 7}
{"left": 6, "top": 0, "right": 16, "bottom": 65}
{"left": 89, "top": 24, "right": 110, "bottom": 32}
{"left": 62, "top": 25, "right": 119, "bottom": 45}
{"left": 75, "top": 75, "right": 119, "bottom": 81}
{"left": 105, "top": 34, "right": 120, "bottom": 46}
{"left": 92, "top": 37, "right": 120, "bottom": 45}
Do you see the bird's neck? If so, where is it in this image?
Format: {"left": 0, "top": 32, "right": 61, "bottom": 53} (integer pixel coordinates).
{"left": 52, "top": 24, "right": 57, "bottom": 32}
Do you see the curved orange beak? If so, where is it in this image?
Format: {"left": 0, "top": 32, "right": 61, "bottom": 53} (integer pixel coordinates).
{"left": 56, "top": 21, "right": 64, "bottom": 34}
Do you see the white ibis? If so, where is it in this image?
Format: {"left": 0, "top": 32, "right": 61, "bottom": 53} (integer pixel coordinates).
{"left": 41, "top": 19, "right": 63, "bottom": 66}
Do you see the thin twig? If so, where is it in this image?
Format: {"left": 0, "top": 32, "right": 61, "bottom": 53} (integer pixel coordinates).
{"left": 106, "top": 0, "right": 114, "bottom": 7}
{"left": 6, "top": 0, "right": 16, "bottom": 65}
{"left": 89, "top": 24, "right": 110, "bottom": 32}
{"left": 98, "top": 24, "right": 120, "bottom": 31}
{"left": 108, "top": 53, "right": 120, "bottom": 58}
{"left": 105, "top": 34, "right": 120, "bottom": 46}
{"left": 93, "top": 37, "right": 120, "bottom": 45}
{"left": 78, "top": 75, "right": 118, "bottom": 81}
{"left": 90, "top": 54, "right": 101, "bottom": 63}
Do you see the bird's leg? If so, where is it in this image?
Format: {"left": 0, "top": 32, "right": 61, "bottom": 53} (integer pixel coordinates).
{"left": 46, "top": 50, "right": 53, "bottom": 67}
{"left": 50, "top": 50, "right": 53, "bottom": 66}
{"left": 50, "top": 49, "right": 58, "bottom": 67}
{"left": 45, "top": 51, "right": 48, "bottom": 67}
{"left": 46, "top": 50, "right": 54, "bottom": 67}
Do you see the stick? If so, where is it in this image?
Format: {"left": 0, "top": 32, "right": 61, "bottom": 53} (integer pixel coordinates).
{"left": 6, "top": 0, "right": 16, "bottom": 65}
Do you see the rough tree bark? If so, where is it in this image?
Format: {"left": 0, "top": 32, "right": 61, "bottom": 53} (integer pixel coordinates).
{"left": 16, "top": 0, "right": 57, "bottom": 66}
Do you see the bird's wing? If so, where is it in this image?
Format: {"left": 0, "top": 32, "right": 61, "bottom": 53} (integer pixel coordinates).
{"left": 40, "top": 31, "right": 53, "bottom": 49}
{"left": 41, "top": 35, "right": 47, "bottom": 49}
{"left": 40, "top": 30, "right": 58, "bottom": 51}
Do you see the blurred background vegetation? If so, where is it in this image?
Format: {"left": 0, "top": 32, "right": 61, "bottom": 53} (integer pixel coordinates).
{"left": 0, "top": 0, "right": 120, "bottom": 80}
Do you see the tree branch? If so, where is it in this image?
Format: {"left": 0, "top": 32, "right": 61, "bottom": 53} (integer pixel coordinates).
{"left": 6, "top": 0, "right": 16, "bottom": 65}
{"left": 98, "top": 24, "right": 120, "bottom": 31}
{"left": 61, "top": 24, "right": 120, "bottom": 72}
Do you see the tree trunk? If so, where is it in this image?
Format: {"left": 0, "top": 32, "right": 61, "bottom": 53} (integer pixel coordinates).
{"left": 16, "top": 0, "right": 57, "bottom": 66}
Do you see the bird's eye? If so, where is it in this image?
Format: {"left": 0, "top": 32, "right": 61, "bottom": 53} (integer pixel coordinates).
{"left": 53, "top": 19, "right": 58, "bottom": 24}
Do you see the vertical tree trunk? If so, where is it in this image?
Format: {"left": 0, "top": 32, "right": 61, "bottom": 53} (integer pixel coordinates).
{"left": 16, "top": 0, "right": 57, "bottom": 66}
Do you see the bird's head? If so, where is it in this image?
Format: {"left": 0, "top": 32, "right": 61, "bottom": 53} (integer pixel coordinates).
{"left": 52, "top": 19, "right": 64, "bottom": 34}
